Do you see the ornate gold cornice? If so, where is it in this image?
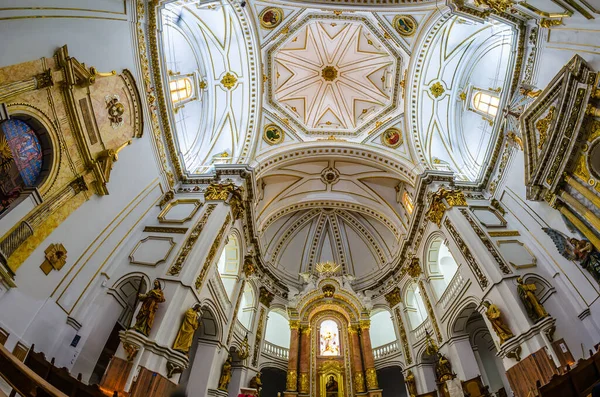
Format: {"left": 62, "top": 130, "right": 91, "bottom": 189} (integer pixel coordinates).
{"left": 384, "top": 287, "right": 401, "bottom": 307}
{"left": 425, "top": 187, "right": 467, "bottom": 227}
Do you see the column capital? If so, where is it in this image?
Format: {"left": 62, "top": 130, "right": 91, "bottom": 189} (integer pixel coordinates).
{"left": 289, "top": 320, "right": 300, "bottom": 330}
{"left": 359, "top": 320, "right": 371, "bottom": 330}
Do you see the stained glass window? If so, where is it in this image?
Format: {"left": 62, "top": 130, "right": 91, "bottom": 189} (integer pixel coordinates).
{"left": 0, "top": 119, "right": 42, "bottom": 212}
{"left": 319, "top": 319, "right": 340, "bottom": 356}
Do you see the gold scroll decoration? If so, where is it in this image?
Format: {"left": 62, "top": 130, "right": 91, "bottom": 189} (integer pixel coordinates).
{"left": 299, "top": 372, "right": 309, "bottom": 393}
{"left": 194, "top": 213, "right": 231, "bottom": 291}
{"left": 365, "top": 367, "right": 378, "bottom": 390}
{"left": 259, "top": 286, "right": 275, "bottom": 307}
{"left": 252, "top": 308, "right": 266, "bottom": 367}
{"left": 385, "top": 287, "right": 401, "bottom": 307}
{"left": 286, "top": 370, "right": 298, "bottom": 391}
{"left": 407, "top": 256, "right": 422, "bottom": 278}
{"left": 204, "top": 182, "right": 245, "bottom": 219}
{"left": 167, "top": 204, "right": 216, "bottom": 276}
{"left": 418, "top": 280, "right": 442, "bottom": 342}
{"left": 425, "top": 188, "right": 467, "bottom": 227}
{"left": 395, "top": 307, "right": 412, "bottom": 364}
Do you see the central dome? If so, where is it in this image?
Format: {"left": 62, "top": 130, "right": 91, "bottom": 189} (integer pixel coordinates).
{"left": 268, "top": 16, "right": 400, "bottom": 135}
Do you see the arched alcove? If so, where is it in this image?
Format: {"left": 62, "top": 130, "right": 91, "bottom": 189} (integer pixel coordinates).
{"left": 425, "top": 235, "right": 459, "bottom": 300}
{"left": 369, "top": 309, "right": 397, "bottom": 348}
{"left": 377, "top": 366, "right": 407, "bottom": 397}
{"left": 260, "top": 366, "right": 287, "bottom": 397}
{"left": 264, "top": 309, "right": 290, "bottom": 349}
{"left": 237, "top": 283, "right": 256, "bottom": 330}
{"left": 404, "top": 283, "right": 428, "bottom": 330}
{"left": 217, "top": 234, "right": 240, "bottom": 299}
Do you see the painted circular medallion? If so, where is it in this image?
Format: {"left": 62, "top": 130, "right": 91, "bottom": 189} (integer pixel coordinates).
{"left": 263, "top": 124, "right": 284, "bottom": 145}
{"left": 393, "top": 15, "right": 417, "bottom": 37}
{"left": 259, "top": 8, "right": 283, "bottom": 30}
{"left": 381, "top": 128, "right": 403, "bottom": 148}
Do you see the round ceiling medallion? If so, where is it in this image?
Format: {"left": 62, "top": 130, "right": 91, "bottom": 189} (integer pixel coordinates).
{"left": 321, "top": 66, "right": 338, "bottom": 82}
{"left": 259, "top": 8, "right": 283, "bottom": 30}
{"left": 263, "top": 124, "right": 284, "bottom": 145}
{"left": 381, "top": 128, "right": 403, "bottom": 148}
{"left": 320, "top": 166, "right": 340, "bottom": 185}
{"left": 393, "top": 15, "right": 417, "bottom": 37}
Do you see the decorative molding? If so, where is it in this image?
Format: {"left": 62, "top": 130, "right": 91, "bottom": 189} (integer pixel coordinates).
{"left": 418, "top": 280, "right": 442, "bottom": 342}
{"left": 194, "top": 213, "right": 232, "bottom": 292}
{"left": 488, "top": 230, "right": 520, "bottom": 237}
{"left": 394, "top": 307, "right": 412, "bottom": 364}
{"left": 384, "top": 287, "right": 401, "bottom": 307}
{"left": 425, "top": 187, "right": 467, "bottom": 227}
{"left": 157, "top": 199, "right": 202, "bottom": 224}
{"left": 129, "top": 236, "right": 175, "bottom": 267}
{"left": 143, "top": 226, "right": 188, "bottom": 234}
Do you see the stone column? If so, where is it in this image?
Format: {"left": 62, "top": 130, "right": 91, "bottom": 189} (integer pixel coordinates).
{"left": 285, "top": 320, "right": 300, "bottom": 395}
{"left": 349, "top": 325, "right": 365, "bottom": 393}
{"left": 359, "top": 320, "right": 378, "bottom": 391}
{"left": 298, "top": 326, "right": 311, "bottom": 395}
{"left": 0, "top": 69, "right": 53, "bottom": 102}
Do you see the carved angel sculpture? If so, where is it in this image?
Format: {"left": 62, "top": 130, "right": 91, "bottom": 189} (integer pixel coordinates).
{"left": 543, "top": 227, "right": 600, "bottom": 281}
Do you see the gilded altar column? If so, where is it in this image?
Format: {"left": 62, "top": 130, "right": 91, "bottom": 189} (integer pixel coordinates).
{"left": 359, "top": 320, "right": 379, "bottom": 391}
{"left": 349, "top": 325, "right": 366, "bottom": 393}
{"left": 298, "top": 326, "right": 311, "bottom": 394}
{"left": 285, "top": 320, "right": 300, "bottom": 394}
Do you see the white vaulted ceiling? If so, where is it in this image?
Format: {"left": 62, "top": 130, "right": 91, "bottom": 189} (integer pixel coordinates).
{"left": 271, "top": 18, "right": 397, "bottom": 134}
{"left": 255, "top": 150, "right": 414, "bottom": 288}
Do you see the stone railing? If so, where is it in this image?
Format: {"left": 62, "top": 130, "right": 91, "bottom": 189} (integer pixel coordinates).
{"left": 438, "top": 270, "right": 466, "bottom": 310}
{"left": 262, "top": 340, "right": 289, "bottom": 360}
{"left": 373, "top": 340, "right": 401, "bottom": 360}
{"left": 234, "top": 320, "right": 247, "bottom": 339}
{"left": 412, "top": 318, "right": 431, "bottom": 342}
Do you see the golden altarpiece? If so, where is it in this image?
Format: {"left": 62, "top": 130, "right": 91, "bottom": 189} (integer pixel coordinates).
{"left": 283, "top": 263, "right": 382, "bottom": 397}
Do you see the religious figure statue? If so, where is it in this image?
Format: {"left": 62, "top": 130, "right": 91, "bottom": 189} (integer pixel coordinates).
{"left": 474, "top": 0, "right": 513, "bottom": 13}
{"left": 249, "top": 372, "right": 262, "bottom": 395}
{"left": 435, "top": 353, "right": 454, "bottom": 383}
{"left": 217, "top": 354, "right": 233, "bottom": 391}
{"left": 133, "top": 279, "right": 165, "bottom": 336}
{"left": 325, "top": 375, "right": 338, "bottom": 396}
{"left": 544, "top": 227, "right": 600, "bottom": 282}
{"left": 516, "top": 277, "right": 548, "bottom": 322}
{"left": 172, "top": 304, "right": 202, "bottom": 354}
{"left": 483, "top": 301, "right": 514, "bottom": 344}
{"left": 405, "top": 370, "right": 418, "bottom": 397}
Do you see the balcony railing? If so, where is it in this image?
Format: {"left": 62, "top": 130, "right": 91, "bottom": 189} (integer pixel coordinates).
{"left": 373, "top": 340, "right": 400, "bottom": 359}
{"left": 438, "top": 270, "right": 466, "bottom": 310}
{"left": 234, "top": 320, "right": 247, "bottom": 339}
{"left": 262, "top": 341, "right": 289, "bottom": 360}
{"left": 412, "top": 318, "right": 431, "bottom": 341}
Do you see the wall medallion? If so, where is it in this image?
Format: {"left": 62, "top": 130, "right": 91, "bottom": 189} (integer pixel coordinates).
{"left": 381, "top": 128, "right": 403, "bottom": 148}
{"left": 259, "top": 8, "right": 283, "bottom": 29}
{"left": 40, "top": 243, "right": 67, "bottom": 275}
{"left": 393, "top": 15, "right": 417, "bottom": 37}
{"left": 105, "top": 94, "right": 125, "bottom": 128}
{"left": 263, "top": 124, "right": 284, "bottom": 145}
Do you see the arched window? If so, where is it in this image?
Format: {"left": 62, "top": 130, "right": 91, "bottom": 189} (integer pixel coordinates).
{"left": 217, "top": 235, "right": 239, "bottom": 300}
{"left": 0, "top": 119, "right": 44, "bottom": 214}
{"left": 402, "top": 191, "right": 414, "bottom": 215}
{"left": 264, "top": 310, "right": 290, "bottom": 348}
{"left": 319, "top": 319, "right": 340, "bottom": 356}
{"left": 405, "top": 283, "right": 428, "bottom": 330}
{"left": 369, "top": 310, "right": 396, "bottom": 348}
{"left": 472, "top": 91, "right": 500, "bottom": 117}
{"left": 426, "top": 237, "right": 459, "bottom": 299}
{"left": 237, "top": 284, "right": 255, "bottom": 330}
{"left": 170, "top": 77, "right": 193, "bottom": 103}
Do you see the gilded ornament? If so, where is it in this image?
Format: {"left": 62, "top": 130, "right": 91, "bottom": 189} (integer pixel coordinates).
{"left": 359, "top": 320, "right": 371, "bottom": 330}
{"left": 259, "top": 7, "right": 283, "bottom": 29}
{"left": 259, "top": 286, "right": 275, "bottom": 307}
{"left": 315, "top": 261, "right": 341, "bottom": 276}
{"left": 286, "top": 369, "right": 298, "bottom": 391}
{"left": 393, "top": 15, "right": 417, "bottom": 37}
{"left": 167, "top": 204, "right": 216, "bottom": 276}
{"left": 435, "top": 353, "right": 454, "bottom": 383}
{"left": 158, "top": 190, "right": 174, "bottom": 208}
{"left": 194, "top": 214, "right": 232, "bottom": 291}
{"left": 381, "top": 128, "right": 403, "bottom": 148}
{"left": 483, "top": 301, "right": 514, "bottom": 344}
{"left": 430, "top": 82, "right": 445, "bottom": 98}
{"left": 263, "top": 124, "right": 284, "bottom": 145}
{"left": 384, "top": 287, "right": 401, "bottom": 307}
{"left": 425, "top": 188, "right": 467, "bottom": 226}
{"left": 407, "top": 257, "right": 422, "bottom": 278}
{"left": 517, "top": 277, "right": 549, "bottom": 322}
{"left": 395, "top": 307, "right": 412, "bottom": 364}
{"left": 39, "top": 243, "right": 67, "bottom": 275}
{"left": 105, "top": 94, "right": 125, "bottom": 129}
{"left": 459, "top": 91, "right": 467, "bottom": 101}
{"left": 299, "top": 372, "right": 309, "bottom": 393}
{"left": 419, "top": 280, "right": 442, "bottom": 342}
{"left": 535, "top": 106, "right": 555, "bottom": 150}
{"left": 34, "top": 69, "right": 54, "bottom": 89}
{"left": 540, "top": 18, "right": 562, "bottom": 28}
{"left": 289, "top": 320, "right": 300, "bottom": 330}
{"left": 474, "top": 0, "right": 514, "bottom": 13}
{"left": 220, "top": 72, "right": 238, "bottom": 90}
{"left": 365, "top": 367, "right": 378, "bottom": 390}
{"left": 243, "top": 256, "right": 256, "bottom": 278}
{"left": 353, "top": 372, "right": 365, "bottom": 393}
{"left": 322, "top": 284, "right": 336, "bottom": 298}
{"left": 252, "top": 308, "right": 266, "bottom": 367}
{"left": 444, "top": 218, "right": 489, "bottom": 289}
{"left": 249, "top": 371, "right": 262, "bottom": 391}
{"left": 405, "top": 370, "right": 418, "bottom": 397}
{"left": 322, "top": 66, "right": 338, "bottom": 82}
{"left": 123, "top": 342, "right": 139, "bottom": 362}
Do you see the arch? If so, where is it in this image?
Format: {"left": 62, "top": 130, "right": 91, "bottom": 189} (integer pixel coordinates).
{"left": 404, "top": 282, "right": 428, "bottom": 330}
{"left": 424, "top": 233, "right": 459, "bottom": 300}
{"left": 445, "top": 297, "right": 482, "bottom": 338}
{"left": 265, "top": 308, "right": 290, "bottom": 349}
{"left": 521, "top": 273, "right": 555, "bottom": 303}
{"left": 259, "top": 366, "right": 287, "bottom": 396}
{"left": 369, "top": 308, "right": 397, "bottom": 348}
{"left": 197, "top": 305, "right": 222, "bottom": 342}
{"left": 217, "top": 233, "right": 241, "bottom": 299}
{"left": 237, "top": 282, "right": 256, "bottom": 330}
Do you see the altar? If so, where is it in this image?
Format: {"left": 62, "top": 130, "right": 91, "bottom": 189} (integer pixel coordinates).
{"left": 281, "top": 263, "right": 383, "bottom": 397}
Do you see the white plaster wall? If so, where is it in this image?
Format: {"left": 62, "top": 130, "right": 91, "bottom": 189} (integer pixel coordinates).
{"left": 264, "top": 311, "right": 290, "bottom": 348}
{"left": 370, "top": 310, "right": 397, "bottom": 348}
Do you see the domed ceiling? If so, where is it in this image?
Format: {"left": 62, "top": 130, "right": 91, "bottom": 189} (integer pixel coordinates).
{"left": 269, "top": 17, "right": 399, "bottom": 135}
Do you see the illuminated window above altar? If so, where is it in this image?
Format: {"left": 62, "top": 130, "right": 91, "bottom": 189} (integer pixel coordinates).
{"left": 320, "top": 320, "right": 340, "bottom": 356}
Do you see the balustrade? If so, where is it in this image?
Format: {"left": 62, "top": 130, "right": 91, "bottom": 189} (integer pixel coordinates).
{"left": 412, "top": 318, "right": 431, "bottom": 341}
{"left": 372, "top": 340, "right": 400, "bottom": 359}
{"left": 262, "top": 340, "right": 289, "bottom": 360}
{"left": 438, "top": 270, "right": 466, "bottom": 310}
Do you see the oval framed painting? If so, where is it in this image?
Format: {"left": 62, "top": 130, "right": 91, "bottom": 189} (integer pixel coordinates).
{"left": 263, "top": 124, "right": 284, "bottom": 145}
{"left": 259, "top": 8, "right": 283, "bottom": 30}
{"left": 381, "top": 128, "right": 403, "bottom": 148}
{"left": 393, "top": 15, "right": 417, "bottom": 37}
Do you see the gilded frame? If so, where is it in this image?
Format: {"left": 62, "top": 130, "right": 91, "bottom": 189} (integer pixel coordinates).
{"left": 495, "top": 239, "right": 537, "bottom": 269}
{"left": 129, "top": 236, "right": 176, "bottom": 267}
{"left": 157, "top": 199, "right": 202, "bottom": 224}
{"left": 469, "top": 206, "right": 507, "bottom": 228}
